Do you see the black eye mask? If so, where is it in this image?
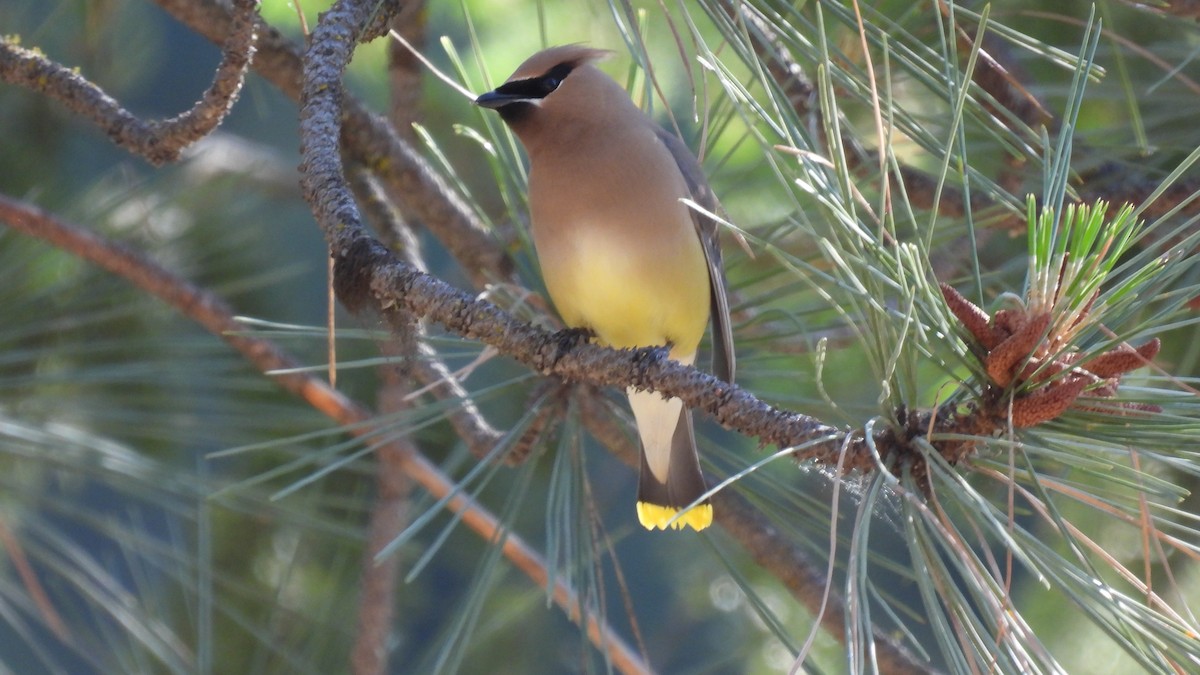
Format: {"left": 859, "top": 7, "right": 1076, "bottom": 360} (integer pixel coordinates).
{"left": 494, "top": 62, "right": 575, "bottom": 101}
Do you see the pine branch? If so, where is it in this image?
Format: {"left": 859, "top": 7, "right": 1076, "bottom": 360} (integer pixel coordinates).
{"left": 0, "top": 193, "right": 652, "bottom": 675}
{"left": 0, "top": 0, "right": 259, "bottom": 165}
{"left": 7, "top": 1, "right": 1195, "bottom": 671}
{"left": 148, "top": 0, "right": 513, "bottom": 289}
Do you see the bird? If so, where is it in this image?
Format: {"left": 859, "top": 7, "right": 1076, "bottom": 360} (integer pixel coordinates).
{"left": 475, "top": 45, "right": 734, "bottom": 531}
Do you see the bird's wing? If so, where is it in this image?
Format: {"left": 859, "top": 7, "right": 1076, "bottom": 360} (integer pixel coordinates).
{"left": 655, "top": 126, "right": 735, "bottom": 384}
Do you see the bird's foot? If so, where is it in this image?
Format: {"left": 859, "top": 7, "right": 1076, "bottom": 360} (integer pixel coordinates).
{"left": 553, "top": 326, "right": 595, "bottom": 352}
{"left": 540, "top": 326, "right": 595, "bottom": 372}
{"left": 633, "top": 343, "right": 671, "bottom": 365}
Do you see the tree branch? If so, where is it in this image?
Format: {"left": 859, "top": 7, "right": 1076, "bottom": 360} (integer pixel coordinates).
{"left": 148, "top": 0, "right": 514, "bottom": 289}
{"left": 297, "top": 0, "right": 880, "bottom": 464}
{"left": 348, "top": 165, "right": 504, "bottom": 458}
{"left": 577, "top": 393, "right": 929, "bottom": 675}
{"left": 0, "top": 192, "right": 651, "bottom": 675}
{"left": 0, "top": 0, "right": 259, "bottom": 165}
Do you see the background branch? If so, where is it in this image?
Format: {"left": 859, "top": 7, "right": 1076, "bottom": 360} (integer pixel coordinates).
{"left": 0, "top": 0, "right": 259, "bottom": 165}
{"left": 150, "top": 0, "right": 514, "bottom": 288}
{"left": 0, "top": 193, "right": 651, "bottom": 675}
{"left": 2, "top": 1, "right": 1196, "bottom": 671}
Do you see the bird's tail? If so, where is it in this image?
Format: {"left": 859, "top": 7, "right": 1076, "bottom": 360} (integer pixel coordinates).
{"left": 628, "top": 388, "right": 712, "bottom": 531}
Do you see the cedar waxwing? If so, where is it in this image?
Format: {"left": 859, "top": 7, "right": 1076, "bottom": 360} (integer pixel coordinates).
{"left": 475, "top": 45, "right": 735, "bottom": 531}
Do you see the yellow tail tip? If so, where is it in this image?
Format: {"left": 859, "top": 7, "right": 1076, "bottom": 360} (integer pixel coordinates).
{"left": 636, "top": 502, "right": 713, "bottom": 531}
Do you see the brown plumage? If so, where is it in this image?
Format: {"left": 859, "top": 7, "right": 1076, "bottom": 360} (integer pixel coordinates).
{"left": 476, "top": 45, "right": 734, "bottom": 530}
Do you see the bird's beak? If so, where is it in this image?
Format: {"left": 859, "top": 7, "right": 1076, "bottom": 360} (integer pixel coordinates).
{"left": 474, "top": 90, "right": 522, "bottom": 108}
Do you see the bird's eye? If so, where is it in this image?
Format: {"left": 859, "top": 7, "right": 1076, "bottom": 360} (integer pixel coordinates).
{"left": 537, "top": 64, "right": 574, "bottom": 97}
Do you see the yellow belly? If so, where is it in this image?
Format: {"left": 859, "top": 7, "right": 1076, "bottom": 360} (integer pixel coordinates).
{"left": 538, "top": 221, "right": 709, "bottom": 357}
